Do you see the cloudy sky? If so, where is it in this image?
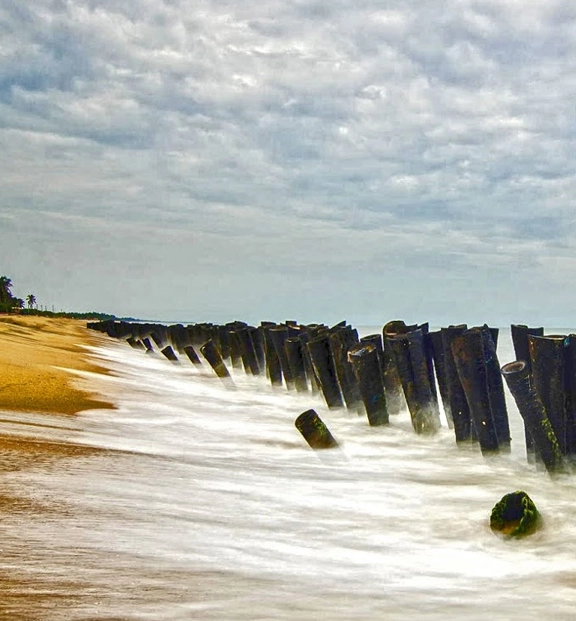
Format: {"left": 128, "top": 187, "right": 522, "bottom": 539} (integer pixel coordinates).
{"left": 1, "top": 0, "right": 576, "bottom": 326}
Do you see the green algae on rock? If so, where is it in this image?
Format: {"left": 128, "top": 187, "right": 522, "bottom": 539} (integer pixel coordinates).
{"left": 490, "top": 491, "right": 541, "bottom": 538}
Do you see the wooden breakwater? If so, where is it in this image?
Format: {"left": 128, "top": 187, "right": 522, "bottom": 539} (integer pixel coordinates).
{"left": 87, "top": 319, "right": 575, "bottom": 474}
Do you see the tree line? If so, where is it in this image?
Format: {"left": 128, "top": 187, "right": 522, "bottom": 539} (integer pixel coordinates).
{"left": 0, "top": 275, "right": 117, "bottom": 320}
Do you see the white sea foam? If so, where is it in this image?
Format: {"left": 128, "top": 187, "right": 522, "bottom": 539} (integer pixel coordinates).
{"left": 3, "top": 327, "right": 576, "bottom": 620}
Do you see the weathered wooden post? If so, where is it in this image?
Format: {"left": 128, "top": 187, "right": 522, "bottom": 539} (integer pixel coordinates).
{"left": 529, "top": 334, "right": 568, "bottom": 455}
{"left": 262, "top": 324, "right": 283, "bottom": 386}
{"left": 511, "top": 324, "right": 544, "bottom": 460}
{"left": 295, "top": 409, "right": 339, "bottom": 449}
{"left": 285, "top": 337, "right": 309, "bottom": 392}
{"left": 329, "top": 328, "right": 361, "bottom": 411}
{"left": 479, "top": 325, "right": 511, "bottom": 450}
{"left": 307, "top": 334, "right": 344, "bottom": 409}
{"left": 200, "top": 340, "right": 231, "bottom": 379}
{"left": 183, "top": 344, "right": 203, "bottom": 366}
{"left": 564, "top": 334, "right": 576, "bottom": 457}
{"left": 389, "top": 329, "right": 441, "bottom": 434}
{"left": 427, "top": 330, "right": 453, "bottom": 427}
{"left": 382, "top": 321, "right": 412, "bottom": 416}
{"left": 269, "top": 326, "right": 295, "bottom": 390}
{"left": 451, "top": 328, "right": 500, "bottom": 454}
{"left": 233, "top": 326, "right": 261, "bottom": 375}
{"left": 348, "top": 342, "right": 389, "bottom": 426}
{"left": 441, "top": 325, "right": 473, "bottom": 442}
{"left": 160, "top": 345, "right": 179, "bottom": 362}
{"left": 501, "top": 360, "right": 564, "bottom": 473}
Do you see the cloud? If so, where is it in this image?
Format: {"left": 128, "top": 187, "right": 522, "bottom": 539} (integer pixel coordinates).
{"left": 1, "top": 0, "right": 576, "bottom": 324}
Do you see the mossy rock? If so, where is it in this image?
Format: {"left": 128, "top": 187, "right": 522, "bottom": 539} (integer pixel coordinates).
{"left": 490, "top": 491, "right": 541, "bottom": 538}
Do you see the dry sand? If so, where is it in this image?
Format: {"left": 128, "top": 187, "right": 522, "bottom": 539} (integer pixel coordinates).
{"left": 0, "top": 315, "right": 114, "bottom": 415}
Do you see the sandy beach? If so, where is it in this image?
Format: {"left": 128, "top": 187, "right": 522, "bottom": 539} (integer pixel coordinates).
{"left": 0, "top": 315, "right": 114, "bottom": 415}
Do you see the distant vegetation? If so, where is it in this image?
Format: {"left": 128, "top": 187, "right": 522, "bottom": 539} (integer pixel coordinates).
{"left": 0, "top": 274, "right": 124, "bottom": 321}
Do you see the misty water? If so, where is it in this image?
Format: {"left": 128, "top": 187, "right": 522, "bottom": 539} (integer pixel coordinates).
{"left": 3, "top": 327, "right": 576, "bottom": 620}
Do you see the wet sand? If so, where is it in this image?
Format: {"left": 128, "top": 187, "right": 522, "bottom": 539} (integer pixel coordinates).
{"left": 0, "top": 315, "right": 114, "bottom": 415}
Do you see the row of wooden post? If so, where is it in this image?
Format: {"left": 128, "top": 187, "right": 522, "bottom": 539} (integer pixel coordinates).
{"left": 87, "top": 319, "right": 571, "bottom": 474}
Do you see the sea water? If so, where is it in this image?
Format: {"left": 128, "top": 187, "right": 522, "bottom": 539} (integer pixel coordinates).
{"left": 3, "top": 327, "right": 576, "bottom": 620}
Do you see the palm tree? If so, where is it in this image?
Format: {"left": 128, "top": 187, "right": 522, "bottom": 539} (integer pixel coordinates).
{"left": 26, "top": 294, "right": 36, "bottom": 309}
{"left": 0, "top": 276, "right": 13, "bottom": 312}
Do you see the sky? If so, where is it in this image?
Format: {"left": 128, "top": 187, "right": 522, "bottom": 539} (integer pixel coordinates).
{"left": 1, "top": 0, "right": 576, "bottom": 327}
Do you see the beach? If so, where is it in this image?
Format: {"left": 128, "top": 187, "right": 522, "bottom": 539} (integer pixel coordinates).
{"left": 0, "top": 315, "right": 114, "bottom": 416}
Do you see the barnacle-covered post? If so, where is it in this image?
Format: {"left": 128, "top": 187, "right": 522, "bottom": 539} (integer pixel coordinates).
{"left": 348, "top": 342, "right": 389, "bottom": 426}
{"left": 307, "top": 334, "right": 344, "bottom": 409}
{"left": 451, "top": 328, "right": 499, "bottom": 454}
{"left": 295, "top": 409, "right": 339, "bottom": 449}
{"left": 501, "top": 360, "right": 564, "bottom": 473}
{"left": 529, "top": 334, "right": 568, "bottom": 455}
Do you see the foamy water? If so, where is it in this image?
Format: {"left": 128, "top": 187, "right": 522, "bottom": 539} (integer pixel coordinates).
{"left": 3, "top": 327, "right": 576, "bottom": 620}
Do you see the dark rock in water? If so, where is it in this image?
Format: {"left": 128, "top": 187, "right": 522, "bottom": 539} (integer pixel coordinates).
{"left": 295, "top": 409, "right": 339, "bottom": 449}
{"left": 490, "top": 491, "right": 541, "bottom": 538}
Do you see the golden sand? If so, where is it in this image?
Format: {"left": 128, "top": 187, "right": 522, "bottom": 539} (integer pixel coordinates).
{"left": 0, "top": 315, "right": 114, "bottom": 415}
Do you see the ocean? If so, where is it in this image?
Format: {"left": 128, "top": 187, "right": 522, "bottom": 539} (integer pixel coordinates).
{"left": 3, "top": 326, "right": 576, "bottom": 620}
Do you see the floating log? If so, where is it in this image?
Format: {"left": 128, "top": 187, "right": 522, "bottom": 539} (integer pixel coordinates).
{"left": 529, "top": 334, "right": 568, "bottom": 455}
{"left": 451, "top": 328, "right": 499, "bottom": 453}
{"left": 501, "top": 360, "right": 564, "bottom": 473}
{"left": 348, "top": 343, "right": 389, "bottom": 426}
{"left": 441, "top": 325, "right": 472, "bottom": 442}
{"left": 294, "top": 409, "right": 339, "bottom": 449}
{"left": 200, "top": 340, "right": 231, "bottom": 379}
{"left": 490, "top": 491, "right": 542, "bottom": 538}
{"left": 307, "top": 335, "right": 344, "bottom": 409}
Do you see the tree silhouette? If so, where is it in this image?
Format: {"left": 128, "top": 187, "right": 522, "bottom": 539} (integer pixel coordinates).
{"left": 0, "top": 276, "right": 13, "bottom": 312}
{"left": 26, "top": 294, "right": 36, "bottom": 309}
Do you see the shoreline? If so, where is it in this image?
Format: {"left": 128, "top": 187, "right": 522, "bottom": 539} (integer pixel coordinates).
{"left": 0, "top": 315, "right": 115, "bottom": 416}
